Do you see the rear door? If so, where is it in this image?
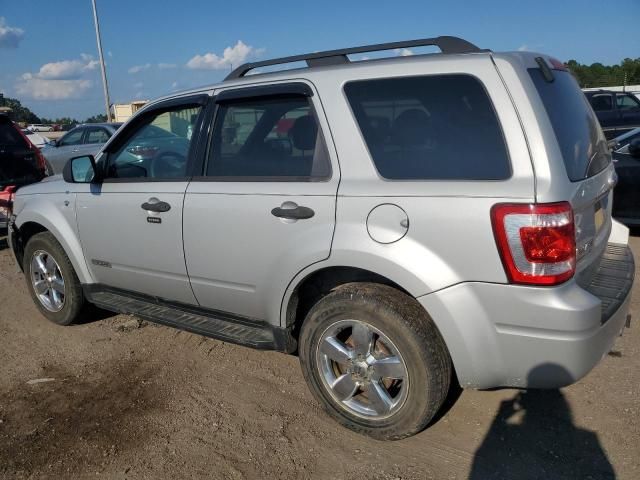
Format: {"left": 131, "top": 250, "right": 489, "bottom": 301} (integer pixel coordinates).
{"left": 183, "top": 82, "right": 338, "bottom": 322}
{"left": 79, "top": 126, "right": 112, "bottom": 157}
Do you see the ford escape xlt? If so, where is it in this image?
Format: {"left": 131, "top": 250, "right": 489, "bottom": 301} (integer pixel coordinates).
{"left": 8, "top": 36, "right": 634, "bottom": 440}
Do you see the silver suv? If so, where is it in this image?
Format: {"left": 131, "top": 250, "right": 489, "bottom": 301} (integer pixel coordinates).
{"left": 7, "top": 36, "right": 634, "bottom": 440}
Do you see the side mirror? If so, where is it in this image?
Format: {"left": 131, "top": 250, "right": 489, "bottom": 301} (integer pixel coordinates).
{"left": 629, "top": 139, "right": 640, "bottom": 159}
{"left": 63, "top": 155, "right": 99, "bottom": 183}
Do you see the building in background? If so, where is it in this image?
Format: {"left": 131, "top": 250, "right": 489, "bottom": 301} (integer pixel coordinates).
{"left": 111, "top": 100, "right": 148, "bottom": 123}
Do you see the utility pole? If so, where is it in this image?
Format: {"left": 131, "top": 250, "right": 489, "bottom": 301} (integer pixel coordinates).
{"left": 91, "top": 0, "right": 112, "bottom": 122}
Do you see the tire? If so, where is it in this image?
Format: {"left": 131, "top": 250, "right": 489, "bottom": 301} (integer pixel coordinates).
{"left": 299, "top": 282, "right": 452, "bottom": 440}
{"left": 23, "top": 231, "right": 85, "bottom": 326}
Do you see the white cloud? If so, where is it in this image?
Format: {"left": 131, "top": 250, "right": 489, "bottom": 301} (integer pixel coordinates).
{"left": 15, "top": 55, "right": 98, "bottom": 100}
{"left": 0, "top": 17, "right": 24, "bottom": 48}
{"left": 171, "top": 81, "right": 179, "bottom": 89}
{"left": 108, "top": 51, "right": 113, "bottom": 58}
{"left": 158, "top": 63, "right": 177, "bottom": 69}
{"left": 36, "top": 56, "right": 98, "bottom": 80}
{"left": 128, "top": 63, "right": 151, "bottom": 74}
{"left": 518, "top": 45, "right": 529, "bottom": 52}
{"left": 186, "top": 40, "right": 262, "bottom": 70}
{"left": 133, "top": 81, "right": 144, "bottom": 89}
{"left": 395, "top": 48, "right": 414, "bottom": 57}
{"left": 16, "top": 77, "right": 92, "bottom": 100}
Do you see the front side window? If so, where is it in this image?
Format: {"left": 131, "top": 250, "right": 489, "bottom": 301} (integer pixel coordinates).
{"left": 344, "top": 75, "right": 510, "bottom": 180}
{"left": 590, "top": 94, "right": 613, "bottom": 111}
{"left": 59, "top": 128, "right": 84, "bottom": 146}
{"left": 105, "top": 105, "right": 202, "bottom": 180}
{"left": 206, "top": 95, "right": 330, "bottom": 180}
{"left": 617, "top": 94, "right": 640, "bottom": 110}
{"left": 85, "top": 127, "right": 110, "bottom": 144}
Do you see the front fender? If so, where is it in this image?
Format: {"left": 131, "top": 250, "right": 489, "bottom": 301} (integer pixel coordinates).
{"left": 14, "top": 194, "right": 93, "bottom": 284}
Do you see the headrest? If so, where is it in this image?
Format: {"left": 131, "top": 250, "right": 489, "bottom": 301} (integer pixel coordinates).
{"left": 289, "top": 115, "right": 317, "bottom": 151}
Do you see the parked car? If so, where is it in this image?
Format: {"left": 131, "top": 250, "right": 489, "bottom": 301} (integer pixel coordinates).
{"left": 611, "top": 128, "right": 640, "bottom": 225}
{"left": 21, "top": 128, "right": 53, "bottom": 149}
{"left": 584, "top": 90, "right": 640, "bottom": 139}
{"left": 7, "top": 37, "right": 634, "bottom": 440}
{"left": 0, "top": 114, "right": 47, "bottom": 221}
{"left": 27, "top": 124, "right": 54, "bottom": 132}
{"left": 42, "top": 123, "right": 122, "bottom": 174}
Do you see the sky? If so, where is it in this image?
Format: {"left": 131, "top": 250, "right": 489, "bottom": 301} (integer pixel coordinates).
{"left": 0, "top": 0, "right": 639, "bottom": 120}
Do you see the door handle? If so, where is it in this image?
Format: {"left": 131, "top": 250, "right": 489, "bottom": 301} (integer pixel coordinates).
{"left": 141, "top": 199, "right": 171, "bottom": 213}
{"left": 271, "top": 203, "right": 315, "bottom": 220}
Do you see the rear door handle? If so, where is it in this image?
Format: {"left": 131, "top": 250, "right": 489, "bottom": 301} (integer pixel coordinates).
{"left": 271, "top": 203, "right": 315, "bottom": 220}
{"left": 141, "top": 199, "right": 171, "bottom": 213}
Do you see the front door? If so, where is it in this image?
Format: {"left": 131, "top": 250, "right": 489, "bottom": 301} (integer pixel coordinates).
{"left": 76, "top": 96, "right": 207, "bottom": 304}
{"left": 183, "top": 83, "right": 338, "bottom": 322}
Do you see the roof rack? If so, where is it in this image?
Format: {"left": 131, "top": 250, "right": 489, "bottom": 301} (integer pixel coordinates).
{"left": 225, "top": 36, "right": 485, "bottom": 81}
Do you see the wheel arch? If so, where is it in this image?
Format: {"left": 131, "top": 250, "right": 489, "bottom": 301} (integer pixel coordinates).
{"left": 14, "top": 210, "right": 93, "bottom": 284}
{"left": 282, "top": 264, "right": 414, "bottom": 339}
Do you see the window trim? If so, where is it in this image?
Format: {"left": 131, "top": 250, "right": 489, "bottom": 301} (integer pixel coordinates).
{"left": 342, "top": 73, "right": 513, "bottom": 182}
{"left": 99, "top": 94, "right": 209, "bottom": 183}
{"left": 193, "top": 85, "right": 332, "bottom": 182}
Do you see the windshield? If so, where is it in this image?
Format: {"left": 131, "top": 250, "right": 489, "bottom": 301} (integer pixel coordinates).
{"left": 529, "top": 69, "right": 610, "bottom": 181}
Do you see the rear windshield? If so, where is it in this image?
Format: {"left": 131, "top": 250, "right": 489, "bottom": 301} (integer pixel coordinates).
{"left": 344, "top": 74, "right": 511, "bottom": 180}
{"left": 528, "top": 69, "right": 610, "bottom": 181}
{"left": 0, "top": 122, "right": 28, "bottom": 147}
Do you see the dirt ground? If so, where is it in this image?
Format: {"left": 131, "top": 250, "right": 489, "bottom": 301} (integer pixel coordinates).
{"left": 0, "top": 228, "right": 638, "bottom": 480}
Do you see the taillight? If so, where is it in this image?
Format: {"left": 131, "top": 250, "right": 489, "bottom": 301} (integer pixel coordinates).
{"left": 491, "top": 202, "right": 575, "bottom": 286}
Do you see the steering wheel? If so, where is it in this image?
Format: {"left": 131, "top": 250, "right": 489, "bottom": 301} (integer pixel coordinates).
{"left": 150, "top": 151, "right": 186, "bottom": 178}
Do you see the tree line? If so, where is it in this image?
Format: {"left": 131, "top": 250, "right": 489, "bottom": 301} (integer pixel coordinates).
{"left": 567, "top": 58, "right": 640, "bottom": 88}
{"left": 0, "top": 95, "right": 107, "bottom": 125}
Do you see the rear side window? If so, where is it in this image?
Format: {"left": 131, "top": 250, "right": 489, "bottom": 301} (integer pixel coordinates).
{"left": 344, "top": 75, "right": 510, "bottom": 180}
{"left": 0, "top": 122, "right": 27, "bottom": 147}
{"left": 529, "top": 69, "right": 610, "bottom": 181}
{"left": 207, "top": 96, "right": 331, "bottom": 180}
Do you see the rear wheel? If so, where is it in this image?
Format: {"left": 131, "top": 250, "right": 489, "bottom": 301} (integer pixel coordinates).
{"left": 23, "top": 232, "right": 85, "bottom": 325}
{"left": 299, "top": 283, "right": 452, "bottom": 440}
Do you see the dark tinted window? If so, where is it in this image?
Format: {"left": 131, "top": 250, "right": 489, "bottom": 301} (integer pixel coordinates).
{"left": 59, "top": 128, "right": 84, "bottom": 146}
{"left": 84, "top": 127, "right": 110, "bottom": 144}
{"left": 529, "top": 69, "right": 610, "bottom": 181}
{"left": 344, "top": 75, "right": 510, "bottom": 180}
{"left": 617, "top": 94, "right": 640, "bottom": 110}
{"left": 0, "top": 122, "right": 27, "bottom": 147}
{"left": 207, "top": 96, "right": 330, "bottom": 180}
{"left": 590, "top": 94, "right": 613, "bottom": 111}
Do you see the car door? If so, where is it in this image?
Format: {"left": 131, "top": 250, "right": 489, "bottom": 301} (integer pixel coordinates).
{"left": 45, "top": 127, "right": 86, "bottom": 174}
{"left": 589, "top": 93, "right": 618, "bottom": 139}
{"left": 616, "top": 93, "right": 640, "bottom": 135}
{"left": 76, "top": 95, "right": 208, "bottom": 304}
{"left": 183, "top": 83, "right": 338, "bottom": 322}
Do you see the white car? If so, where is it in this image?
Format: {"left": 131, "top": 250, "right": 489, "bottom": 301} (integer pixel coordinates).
{"left": 21, "top": 128, "right": 52, "bottom": 148}
{"left": 27, "top": 124, "right": 54, "bottom": 132}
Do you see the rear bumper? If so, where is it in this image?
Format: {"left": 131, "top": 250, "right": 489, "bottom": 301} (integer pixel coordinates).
{"left": 419, "top": 243, "right": 634, "bottom": 389}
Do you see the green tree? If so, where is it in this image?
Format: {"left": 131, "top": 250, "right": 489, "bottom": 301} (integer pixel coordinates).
{"left": 567, "top": 58, "right": 640, "bottom": 88}
{"left": 84, "top": 113, "right": 108, "bottom": 123}
{"left": 0, "top": 96, "right": 40, "bottom": 124}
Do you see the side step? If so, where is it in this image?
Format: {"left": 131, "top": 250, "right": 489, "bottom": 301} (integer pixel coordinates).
{"left": 84, "top": 286, "right": 294, "bottom": 352}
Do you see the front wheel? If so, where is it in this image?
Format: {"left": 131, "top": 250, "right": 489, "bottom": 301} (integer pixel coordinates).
{"left": 23, "top": 232, "right": 85, "bottom": 325}
{"left": 299, "top": 283, "right": 452, "bottom": 440}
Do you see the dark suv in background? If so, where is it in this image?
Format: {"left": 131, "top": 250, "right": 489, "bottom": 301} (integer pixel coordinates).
{"left": 584, "top": 90, "right": 640, "bottom": 139}
{"left": 0, "top": 114, "right": 47, "bottom": 220}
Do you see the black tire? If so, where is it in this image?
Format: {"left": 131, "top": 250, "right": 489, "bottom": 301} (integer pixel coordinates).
{"left": 23, "top": 231, "right": 85, "bottom": 326}
{"left": 299, "top": 282, "right": 452, "bottom": 440}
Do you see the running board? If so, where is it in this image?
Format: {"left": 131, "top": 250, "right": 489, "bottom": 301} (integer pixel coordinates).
{"left": 83, "top": 285, "right": 295, "bottom": 352}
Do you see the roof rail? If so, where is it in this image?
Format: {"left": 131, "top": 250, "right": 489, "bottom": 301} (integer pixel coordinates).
{"left": 225, "top": 36, "right": 485, "bottom": 81}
